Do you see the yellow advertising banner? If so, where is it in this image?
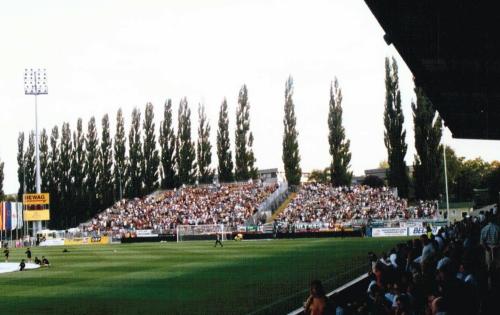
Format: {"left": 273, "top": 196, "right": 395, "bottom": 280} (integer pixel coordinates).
{"left": 23, "top": 210, "right": 50, "bottom": 221}
{"left": 23, "top": 193, "right": 50, "bottom": 205}
{"left": 64, "top": 236, "right": 110, "bottom": 246}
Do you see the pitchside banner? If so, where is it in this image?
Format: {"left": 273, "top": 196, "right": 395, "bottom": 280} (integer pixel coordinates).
{"left": 23, "top": 193, "right": 51, "bottom": 221}
{"left": 372, "top": 227, "right": 408, "bottom": 237}
{"left": 407, "top": 226, "right": 442, "bottom": 236}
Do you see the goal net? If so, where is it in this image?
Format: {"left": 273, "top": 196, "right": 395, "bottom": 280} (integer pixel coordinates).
{"left": 176, "top": 224, "right": 228, "bottom": 242}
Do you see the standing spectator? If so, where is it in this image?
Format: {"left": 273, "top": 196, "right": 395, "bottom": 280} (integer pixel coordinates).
{"left": 480, "top": 213, "right": 500, "bottom": 272}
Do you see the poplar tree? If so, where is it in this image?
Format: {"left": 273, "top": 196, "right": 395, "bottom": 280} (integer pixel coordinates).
{"left": 217, "top": 98, "right": 234, "bottom": 183}
{"left": 159, "top": 99, "right": 177, "bottom": 189}
{"left": 71, "top": 118, "right": 86, "bottom": 221}
{"left": 384, "top": 57, "right": 409, "bottom": 197}
{"left": 17, "top": 132, "right": 25, "bottom": 201}
{"left": 84, "top": 117, "right": 100, "bottom": 218}
{"left": 99, "top": 114, "right": 114, "bottom": 209}
{"left": 113, "top": 109, "right": 127, "bottom": 200}
{"left": 248, "top": 132, "right": 258, "bottom": 179}
{"left": 127, "top": 108, "right": 143, "bottom": 197}
{"left": 328, "top": 78, "right": 352, "bottom": 186}
{"left": 177, "top": 98, "right": 197, "bottom": 185}
{"left": 234, "top": 85, "right": 257, "bottom": 180}
{"left": 197, "top": 103, "right": 214, "bottom": 184}
{"left": 39, "top": 129, "right": 49, "bottom": 192}
{"left": 25, "top": 131, "right": 36, "bottom": 193}
{"left": 282, "top": 76, "right": 302, "bottom": 186}
{"left": 412, "top": 85, "right": 443, "bottom": 200}
{"left": 59, "top": 123, "right": 73, "bottom": 226}
{"left": 142, "top": 103, "right": 160, "bottom": 194}
{"left": 48, "top": 126, "right": 61, "bottom": 227}
{"left": 0, "top": 159, "right": 4, "bottom": 201}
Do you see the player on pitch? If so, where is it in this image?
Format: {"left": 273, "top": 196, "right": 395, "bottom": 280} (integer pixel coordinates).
{"left": 214, "top": 232, "right": 223, "bottom": 247}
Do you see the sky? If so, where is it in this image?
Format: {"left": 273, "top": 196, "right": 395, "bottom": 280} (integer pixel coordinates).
{"left": 0, "top": 0, "right": 499, "bottom": 194}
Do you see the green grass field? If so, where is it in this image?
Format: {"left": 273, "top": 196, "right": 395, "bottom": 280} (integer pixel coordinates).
{"left": 0, "top": 238, "right": 406, "bottom": 315}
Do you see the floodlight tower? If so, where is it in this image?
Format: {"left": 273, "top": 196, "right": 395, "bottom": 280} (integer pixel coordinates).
{"left": 24, "top": 68, "right": 48, "bottom": 234}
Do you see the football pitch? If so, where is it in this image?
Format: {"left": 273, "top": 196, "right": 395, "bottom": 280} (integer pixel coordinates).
{"left": 0, "top": 238, "right": 406, "bottom": 315}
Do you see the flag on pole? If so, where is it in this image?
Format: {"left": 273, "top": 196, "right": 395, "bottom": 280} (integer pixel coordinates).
{"left": 5, "top": 202, "right": 12, "bottom": 231}
{"left": 11, "top": 202, "right": 18, "bottom": 230}
{"left": 17, "top": 202, "right": 24, "bottom": 229}
{"left": 0, "top": 202, "right": 4, "bottom": 231}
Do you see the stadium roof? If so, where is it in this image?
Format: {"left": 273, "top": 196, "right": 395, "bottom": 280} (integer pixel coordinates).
{"left": 364, "top": 1, "right": 500, "bottom": 140}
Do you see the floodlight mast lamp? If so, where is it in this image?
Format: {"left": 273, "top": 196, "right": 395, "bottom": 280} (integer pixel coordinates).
{"left": 24, "top": 68, "right": 48, "bottom": 234}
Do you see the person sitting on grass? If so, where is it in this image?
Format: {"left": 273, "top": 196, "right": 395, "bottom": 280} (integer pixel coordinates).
{"left": 19, "top": 259, "right": 26, "bottom": 271}
{"left": 41, "top": 256, "right": 50, "bottom": 267}
{"left": 34, "top": 256, "right": 41, "bottom": 265}
{"left": 25, "top": 247, "right": 32, "bottom": 263}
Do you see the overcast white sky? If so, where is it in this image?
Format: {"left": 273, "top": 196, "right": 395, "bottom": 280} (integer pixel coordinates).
{"left": 1, "top": 0, "right": 499, "bottom": 194}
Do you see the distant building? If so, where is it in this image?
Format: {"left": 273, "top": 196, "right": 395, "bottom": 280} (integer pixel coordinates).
{"left": 258, "top": 168, "right": 278, "bottom": 183}
{"left": 351, "top": 176, "right": 365, "bottom": 185}
{"left": 364, "top": 168, "right": 388, "bottom": 181}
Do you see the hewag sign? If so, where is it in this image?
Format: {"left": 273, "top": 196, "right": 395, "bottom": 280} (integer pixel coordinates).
{"left": 23, "top": 193, "right": 50, "bottom": 221}
{"left": 23, "top": 193, "right": 50, "bottom": 205}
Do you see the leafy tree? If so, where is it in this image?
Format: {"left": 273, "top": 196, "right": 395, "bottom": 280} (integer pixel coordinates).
{"left": 113, "top": 109, "right": 127, "bottom": 200}
{"left": 378, "top": 160, "right": 389, "bottom": 169}
{"left": 362, "top": 175, "right": 385, "bottom": 188}
{"left": 71, "top": 118, "right": 86, "bottom": 221}
{"left": 412, "top": 85, "right": 442, "bottom": 200}
{"left": 455, "top": 157, "right": 490, "bottom": 200}
{"left": 485, "top": 162, "right": 500, "bottom": 204}
{"left": 282, "top": 76, "right": 302, "bottom": 186}
{"left": 216, "top": 98, "right": 234, "bottom": 183}
{"left": 383, "top": 57, "right": 409, "bottom": 197}
{"left": 39, "top": 129, "right": 49, "bottom": 192}
{"left": 59, "top": 122, "right": 73, "bottom": 227}
{"left": 308, "top": 168, "right": 330, "bottom": 184}
{"left": 142, "top": 103, "right": 160, "bottom": 194}
{"left": 99, "top": 114, "right": 114, "bottom": 209}
{"left": 159, "top": 99, "right": 177, "bottom": 189}
{"left": 84, "top": 117, "right": 100, "bottom": 219}
{"left": 127, "top": 108, "right": 143, "bottom": 197}
{"left": 234, "top": 85, "right": 257, "bottom": 180}
{"left": 0, "top": 159, "right": 4, "bottom": 201}
{"left": 24, "top": 131, "right": 36, "bottom": 193}
{"left": 328, "top": 77, "right": 352, "bottom": 186}
{"left": 177, "top": 98, "right": 197, "bottom": 185}
{"left": 17, "top": 132, "right": 25, "bottom": 201}
{"left": 197, "top": 103, "right": 214, "bottom": 184}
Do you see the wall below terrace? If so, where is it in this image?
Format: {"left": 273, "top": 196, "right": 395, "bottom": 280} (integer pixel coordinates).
{"left": 120, "top": 230, "right": 362, "bottom": 243}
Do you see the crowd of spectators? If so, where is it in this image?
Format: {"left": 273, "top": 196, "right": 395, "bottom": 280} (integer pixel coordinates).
{"left": 313, "top": 208, "right": 500, "bottom": 315}
{"left": 84, "top": 183, "right": 277, "bottom": 236}
{"left": 277, "top": 184, "right": 438, "bottom": 227}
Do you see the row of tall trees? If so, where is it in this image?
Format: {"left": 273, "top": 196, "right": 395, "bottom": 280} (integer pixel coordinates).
{"left": 384, "top": 57, "right": 443, "bottom": 199}
{"left": 17, "top": 85, "right": 259, "bottom": 228}
{"left": 383, "top": 56, "right": 500, "bottom": 204}
{"left": 281, "top": 75, "right": 352, "bottom": 187}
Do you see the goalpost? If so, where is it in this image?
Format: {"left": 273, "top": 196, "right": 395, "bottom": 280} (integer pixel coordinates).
{"left": 176, "top": 224, "right": 228, "bottom": 242}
